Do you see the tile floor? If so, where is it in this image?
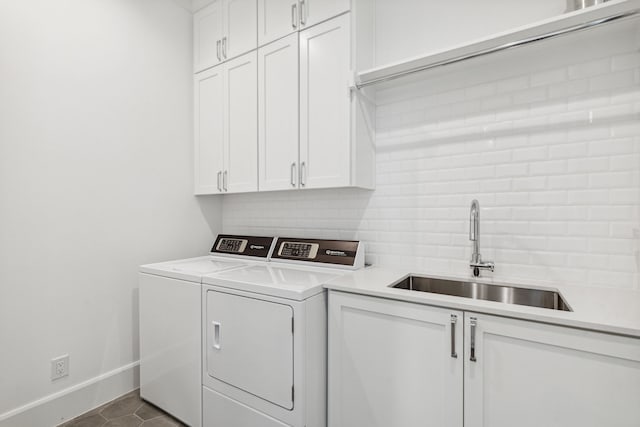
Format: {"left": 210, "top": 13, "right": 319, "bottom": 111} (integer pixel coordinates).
{"left": 58, "top": 389, "right": 186, "bottom": 427}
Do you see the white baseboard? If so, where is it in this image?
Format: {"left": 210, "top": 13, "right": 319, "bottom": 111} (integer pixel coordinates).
{"left": 0, "top": 361, "right": 140, "bottom": 427}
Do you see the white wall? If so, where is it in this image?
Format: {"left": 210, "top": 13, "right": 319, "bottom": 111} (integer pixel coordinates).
{"left": 374, "top": 0, "right": 565, "bottom": 66}
{"left": 223, "top": 14, "right": 640, "bottom": 290}
{"left": 0, "top": 0, "right": 221, "bottom": 423}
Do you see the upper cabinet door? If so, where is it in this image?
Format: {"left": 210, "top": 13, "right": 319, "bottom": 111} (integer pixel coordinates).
{"left": 299, "top": 14, "right": 351, "bottom": 189}
{"left": 257, "top": 0, "right": 299, "bottom": 46}
{"left": 464, "top": 313, "right": 640, "bottom": 427}
{"left": 194, "top": 1, "right": 225, "bottom": 73}
{"left": 194, "top": 66, "right": 225, "bottom": 195}
{"left": 258, "top": 34, "right": 299, "bottom": 192}
{"left": 224, "top": 0, "right": 258, "bottom": 61}
{"left": 299, "top": 0, "right": 350, "bottom": 29}
{"left": 224, "top": 51, "right": 258, "bottom": 193}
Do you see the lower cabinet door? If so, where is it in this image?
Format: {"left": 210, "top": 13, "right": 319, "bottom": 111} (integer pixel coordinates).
{"left": 328, "top": 291, "right": 463, "bottom": 427}
{"left": 464, "top": 313, "right": 640, "bottom": 427}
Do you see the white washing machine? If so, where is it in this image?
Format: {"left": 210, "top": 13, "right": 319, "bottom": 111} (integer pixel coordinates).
{"left": 200, "top": 237, "right": 365, "bottom": 427}
{"left": 138, "top": 235, "right": 276, "bottom": 427}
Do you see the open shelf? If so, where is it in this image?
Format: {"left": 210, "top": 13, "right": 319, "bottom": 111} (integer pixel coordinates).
{"left": 356, "top": 0, "right": 640, "bottom": 89}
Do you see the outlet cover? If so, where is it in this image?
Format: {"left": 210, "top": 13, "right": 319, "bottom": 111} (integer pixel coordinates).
{"left": 51, "top": 354, "right": 69, "bottom": 380}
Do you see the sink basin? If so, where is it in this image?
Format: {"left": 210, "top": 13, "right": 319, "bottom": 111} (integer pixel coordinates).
{"left": 391, "top": 275, "right": 571, "bottom": 311}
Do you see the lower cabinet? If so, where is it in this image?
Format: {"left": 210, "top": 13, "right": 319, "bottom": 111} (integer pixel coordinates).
{"left": 465, "top": 313, "right": 640, "bottom": 427}
{"left": 328, "top": 291, "right": 640, "bottom": 427}
{"left": 328, "top": 291, "right": 463, "bottom": 427}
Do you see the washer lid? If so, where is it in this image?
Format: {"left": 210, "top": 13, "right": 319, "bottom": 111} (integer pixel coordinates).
{"left": 203, "top": 264, "right": 345, "bottom": 300}
{"left": 140, "top": 256, "right": 246, "bottom": 283}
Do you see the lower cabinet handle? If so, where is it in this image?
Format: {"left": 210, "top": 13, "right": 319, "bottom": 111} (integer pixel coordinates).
{"left": 212, "top": 321, "right": 222, "bottom": 350}
{"left": 290, "top": 162, "right": 297, "bottom": 187}
{"left": 450, "top": 314, "right": 458, "bottom": 359}
{"left": 216, "top": 40, "right": 221, "bottom": 61}
{"left": 300, "top": 161, "right": 306, "bottom": 187}
{"left": 217, "top": 170, "right": 222, "bottom": 192}
{"left": 470, "top": 317, "right": 477, "bottom": 362}
{"left": 223, "top": 170, "right": 228, "bottom": 192}
{"left": 291, "top": 3, "right": 298, "bottom": 28}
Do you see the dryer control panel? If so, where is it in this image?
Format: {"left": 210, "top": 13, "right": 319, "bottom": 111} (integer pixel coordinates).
{"left": 210, "top": 235, "right": 275, "bottom": 259}
{"left": 271, "top": 238, "right": 364, "bottom": 269}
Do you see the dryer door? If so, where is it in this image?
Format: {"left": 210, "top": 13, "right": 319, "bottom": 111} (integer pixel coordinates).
{"left": 205, "top": 289, "right": 294, "bottom": 409}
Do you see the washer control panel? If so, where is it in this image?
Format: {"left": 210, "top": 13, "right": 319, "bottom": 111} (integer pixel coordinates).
{"left": 271, "top": 238, "right": 363, "bottom": 268}
{"left": 210, "top": 235, "right": 275, "bottom": 258}
{"left": 278, "top": 242, "right": 319, "bottom": 259}
{"left": 216, "top": 238, "right": 247, "bottom": 253}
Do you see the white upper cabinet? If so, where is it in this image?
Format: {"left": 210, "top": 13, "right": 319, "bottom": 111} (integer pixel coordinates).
{"left": 225, "top": 0, "right": 258, "bottom": 61}
{"left": 194, "top": 66, "right": 225, "bottom": 195}
{"left": 258, "top": 33, "right": 299, "bottom": 191}
{"left": 298, "top": 0, "right": 350, "bottom": 29}
{"left": 258, "top": 0, "right": 351, "bottom": 47}
{"left": 224, "top": 52, "right": 258, "bottom": 193}
{"left": 194, "top": 51, "right": 258, "bottom": 195}
{"left": 194, "top": 0, "right": 258, "bottom": 73}
{"left": 194, "top": 1, "right": 225, "bottom": 73}
{"left": 299, "top": 14, "right": 352, "bottom": 189}
{"left": 257, "top": 0, "right": 299, "bottom": 46}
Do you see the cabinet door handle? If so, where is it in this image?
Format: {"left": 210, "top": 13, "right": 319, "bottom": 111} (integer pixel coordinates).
{"left": 300, "top": 161, "right": 306, "bottom": 187}
{"left": 290, "top": 162, "right": 297, "bottom": 187}
{"left": 470, "top": 317, "right": 477, "bottom": 362}
{"left": 217, "top": 170, "right": 222, "bottom": 192}
{"left": 291, "top": 3, "right": 298, "bottom": 28}
{"left": 450, "top": 314, "right": 458, "bottom": 359}
{"left": 212, "top": 321, "right": 222, "bottom": 350}
{"left": 223, "top": 170, "right": 228, "bottom": 192}
{"left": 299, "top": 0, "right": 306, "bottom": 25}
{"left": 222, "top": 36, "right": 227, "bottom": 59}
{"left": 216, "top": 39, "right": 221, "bottom": 61}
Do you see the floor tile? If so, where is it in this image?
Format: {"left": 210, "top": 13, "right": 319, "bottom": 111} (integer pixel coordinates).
{"left": 134, "top": 403, "right": 164, "bottom": 421}
{"left": 100, "top": 394, "right": 144, "bottom": 420}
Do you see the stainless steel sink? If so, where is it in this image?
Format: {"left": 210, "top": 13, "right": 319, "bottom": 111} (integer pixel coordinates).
{"left": 391, "top": 275, "right": 571, "bottom": 311}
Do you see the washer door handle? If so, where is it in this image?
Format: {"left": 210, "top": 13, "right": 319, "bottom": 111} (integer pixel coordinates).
{"left": 212, "top": 321, "right": 222, "bottom": 350}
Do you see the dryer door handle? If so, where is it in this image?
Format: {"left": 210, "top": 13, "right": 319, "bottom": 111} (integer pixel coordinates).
{"left": 211, "top": 321, "right": 222, "bottom": 350}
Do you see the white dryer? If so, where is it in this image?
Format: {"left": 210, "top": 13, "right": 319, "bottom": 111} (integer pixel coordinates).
{"left": 200, "top": 238, "right": 365, "bottom": 427}
{"left": 138, "top": 235, "right": 276, "bottom": 427}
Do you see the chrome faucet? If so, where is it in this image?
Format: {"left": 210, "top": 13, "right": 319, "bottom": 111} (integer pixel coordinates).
{"left": 469, "top": 199, "right": 494, "bottom": 277}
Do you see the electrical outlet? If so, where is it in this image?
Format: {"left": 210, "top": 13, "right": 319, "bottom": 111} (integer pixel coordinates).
{"left": 51, "top": 355, "right": 69, "bottom": 380}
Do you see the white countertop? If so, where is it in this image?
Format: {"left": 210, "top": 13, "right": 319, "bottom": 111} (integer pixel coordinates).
{"left": 323, "top": 267, "right": 640, "bottom": 338}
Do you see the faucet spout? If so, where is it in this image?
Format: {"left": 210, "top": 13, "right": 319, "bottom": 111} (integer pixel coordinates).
{"left": 469, "top": 200, "right": 494, "bottom": 277}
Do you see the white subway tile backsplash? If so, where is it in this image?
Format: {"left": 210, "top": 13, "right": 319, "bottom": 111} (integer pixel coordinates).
{"left": 568, "top": 58, "right": 611, "bottom": 80}
{"left": 223, "top": 43, "right": 640, "bottom": 290}
{"left": 531, "top": 68, "right": 567, "bottom": 87}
